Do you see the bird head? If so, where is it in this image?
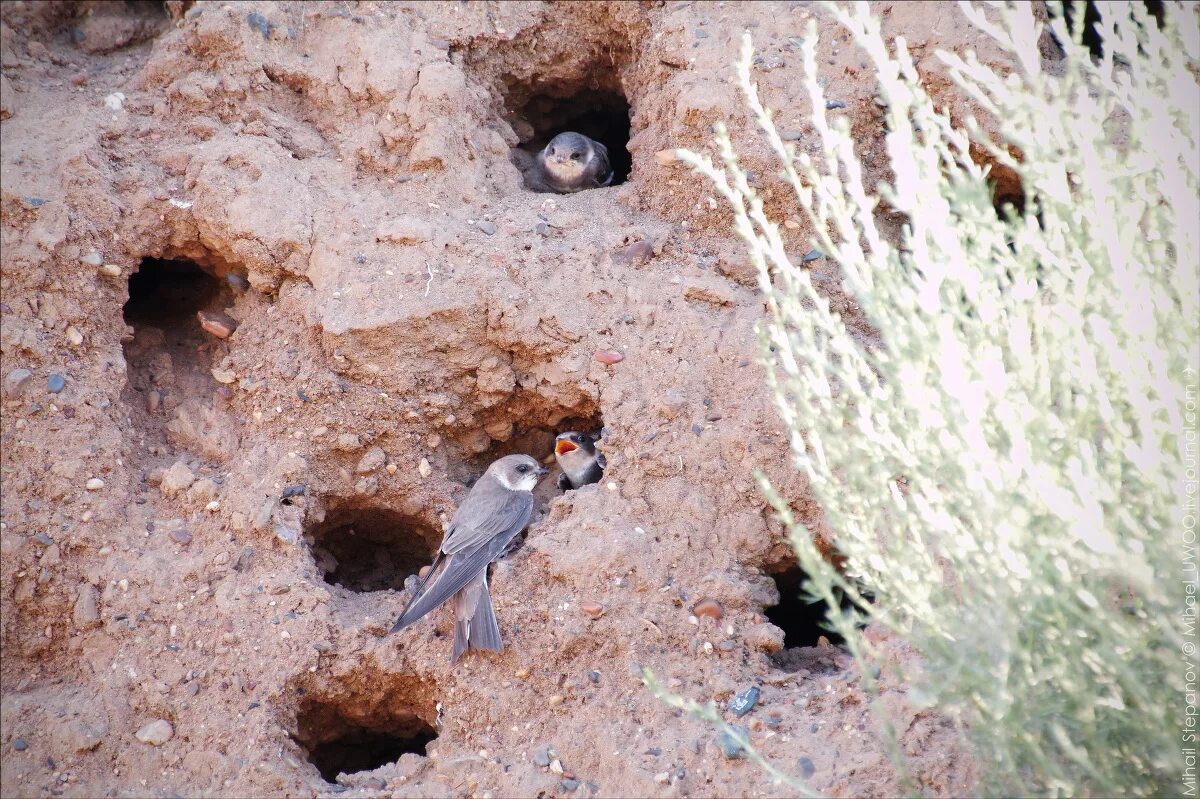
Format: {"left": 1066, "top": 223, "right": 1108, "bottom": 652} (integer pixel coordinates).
{"left": 488, "top": 453, "right": 548, "bottom": 492}
{"left": 555, "top": 431, "right": 596, "bottom": 458}
{"left": 543, "top": 132, "right": 592, "bottom": 175}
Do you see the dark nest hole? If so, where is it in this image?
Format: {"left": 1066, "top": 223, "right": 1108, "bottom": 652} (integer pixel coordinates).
{"left": 124, "top": 258, "right": 225, "bottom": 330}
{"left": 516, "top": 90, "right": 632, "bottom": 187}
{"left": 765, "top": 563, "right": 864, "bottom": 672}
{"left": 450, "top": 405, "right": 604, "bottom": 524}
{"left": 458, "top": 405, "right": 604, "bottom": 486}
{"left": 310, "top": 507, "right": 440, "bottom": 593}
{"left": 294, "top": 695, "right": 437, "bottom": 783}
{"left": 992, "top": 189, "right": 1026, "bottom": 221}
{"left": 466, "top": 412, "right": 604, "bottom": 477}
{"left": 765, "top": 564, "right": 845, "bottom": 649}
{"left": 121, "top": 258, "right": 242, "bottom": 428}
{"left": 506, "top": 85, "right": 632, "bottom": 192}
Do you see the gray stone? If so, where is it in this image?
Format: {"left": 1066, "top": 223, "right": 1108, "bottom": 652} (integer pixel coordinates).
{"left": 533, "top": 745, "right": 553, "bottom": 767}
{"left": 476, "top": 221, "right": 497, "bottom": 235}
{"left": 716, "top": 725, "right": 750, "bottom": 759}
{"left": 3, "top": 368, "right": 33, "bottom": 397}
{"left": 73, "top": 584, "right": 100, "bottom": 628}
{"left": 246, "top": 11, "right": 270, "bottom": 37}
{"left": 355, "top": 446, "right": 386, "bottom": 474}
{"left": 159, "top": 461, "right": 196, "bottom": 497}
{"left": 729, "top": 686, "right": 759, "bottom": 717}
{"left": 135, "top": 719, "right": 174, "bottom": 746}
{"left": 274, "top": 522, "right": 299, "bottom": 545}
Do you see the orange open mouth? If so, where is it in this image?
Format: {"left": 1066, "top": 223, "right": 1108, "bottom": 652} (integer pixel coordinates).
{"left": 555, "top": 440, "right": 579, "bottom": 456}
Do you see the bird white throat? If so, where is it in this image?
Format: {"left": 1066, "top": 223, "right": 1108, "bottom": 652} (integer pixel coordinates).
{"left": 543, "top": 157, "right": 588, "bottom": 180}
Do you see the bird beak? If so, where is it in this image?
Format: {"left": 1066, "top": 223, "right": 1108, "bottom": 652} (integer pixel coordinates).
{"left": 555, "top": 440, "right": 579, "bottom": 456}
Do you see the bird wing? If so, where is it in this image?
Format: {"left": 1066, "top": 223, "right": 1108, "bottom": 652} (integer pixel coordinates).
{"left": 441, "top": 478, "right": 534, "bottom": 554}
{"left": 390, "top": 485, "right": 532, "bottom": 633}
{"left": 590, "top": 139, "right": 613, "bottom": 187}
{"left": 388, "top": 550, "right": 445, "bottom": 633}
{"left": 389, "top": 533, "right": 512, "bottom": 632}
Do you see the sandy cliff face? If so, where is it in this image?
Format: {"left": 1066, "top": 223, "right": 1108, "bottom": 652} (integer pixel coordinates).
{"left": 0, "top": 2, "right": 1015, "bottom": 796}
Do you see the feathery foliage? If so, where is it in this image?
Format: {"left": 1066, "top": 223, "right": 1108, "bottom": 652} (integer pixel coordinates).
{"left": 677, "top": 1, "right": 1198, "bottom": 794}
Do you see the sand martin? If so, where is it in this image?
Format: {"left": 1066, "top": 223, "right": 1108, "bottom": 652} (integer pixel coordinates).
{"left": 390, "top": 454, "right": 547, "bottom": 663}
{"left": 554, "top": 431, "right": 605, "bottom": 490}
{"left": 536, "top": 132, "right": 613, "bottom": 193}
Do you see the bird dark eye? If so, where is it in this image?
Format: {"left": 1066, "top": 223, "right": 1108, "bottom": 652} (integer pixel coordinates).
{"left": 517, "top": 465, "right": 529, "bottom": 473}
{"left": 574, "top": 435, "right": 586, "bottom": 443}
{"left": 570, "top": 153, "right": 581, "bottom": 161}
{"left": 549, "top": 148, "right": 556, "bottom": 156}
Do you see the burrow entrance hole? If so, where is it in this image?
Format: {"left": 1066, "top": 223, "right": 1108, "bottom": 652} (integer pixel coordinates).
{"left": 766, "top": 564, "right": 844, "bottom": 649}
{"left": 121, "top": 258, "right": 239, "bottom": 441}
{"left": 444, "top": 405, "right": 604, "bottom": 523}
{"left": 294, "top": 694, "right": 437, "bottom": 783}
{"left": 511, "top": 90, "right": 633, "bottom": 189}
{"left": 454, "top": 405, "right": 605, "bottom": 514}
{"left": 765, "top": 563, "right": 862, "bottom": 672}
{"left": 124, "top": 257, "right": 226, "bottom": 340}
{"left": 309, "top": 507, "right": 440, "bottom": 593}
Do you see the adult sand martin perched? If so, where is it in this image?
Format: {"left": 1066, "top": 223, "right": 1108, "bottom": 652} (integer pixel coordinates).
{"left": 554, "top": 431, "right": 605, "bottom": 490}
{"left": 391, "top": 454, "right": 548, "bottom": 663}
{"left": 536, "top": 132, "right": 613, "bottom": 193}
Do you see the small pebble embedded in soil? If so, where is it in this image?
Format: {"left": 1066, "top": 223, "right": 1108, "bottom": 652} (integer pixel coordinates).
{"left": 3, "top": 368, "right": 32, "bottom": 397}
{"left": 197, "top": 311, "right": 238, "bottom": 339}
{"left": 533, "top": 745, "right": 553, "bottom": 767}
{"left": 730, "top": 686, "right": 760, "bottom": 717}
{"left": 716, "top": 725, "right": 750, "bottom": 759}
{"left": 135, "top": 719, "right": 173, "bottom": 746}
{"left": 47, "top": 374, "right": 66, "bottom": 393}
{"left": 594, "top": 350, "right": 624, "bottom": 365}
{"left": 692, "top": 598, "right": 722, "bottom": 620}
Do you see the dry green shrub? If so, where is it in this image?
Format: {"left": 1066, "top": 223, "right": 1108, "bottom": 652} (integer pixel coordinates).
{"left": 671, "top": 2, "right": 1198, "bottom": 795}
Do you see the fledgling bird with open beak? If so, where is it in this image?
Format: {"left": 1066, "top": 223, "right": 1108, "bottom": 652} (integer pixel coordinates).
{"left": 536, "top": 131, "right": 613, "bottom": 193}
{"left": 390, "top": 454, "right": 548, "bottom": 663}
{"left": 554, "top": 431, "right": 605, "bottom": 490}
